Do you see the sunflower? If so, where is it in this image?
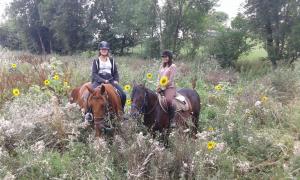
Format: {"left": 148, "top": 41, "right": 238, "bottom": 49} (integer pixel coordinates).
{"left": 126, "top": 99, "right": 132, "bottom": 106}
{"left": 64, "top": 81, "right": 68, "bottom": 86}
{"left": 207, "top": 141, "right": 216, "bottom": 150}
{"left": 261, "top": 96, "right": 268, "bottom": 102}
{"left": 53, "top": 74, "right": 59, "bottom": 80}
{"left": 146, "top": 73, "right": 153, "bottom": 80}
{"left": 12, "top": 88, "right": 20, "bottom": 97}
{"left": 11, "top": 63, "right": 17, "bottom": 69}
{"left": 124, "top": 84, "right": 131, "bottom": 92}
{"left": 214, "top": 84, "right": 223, "bottom": 91}
{"left": 44, "top": 79, "right": 50, "bottom": 86}
{"left": 159, "top": 76, "right": 169, "bottom": 87}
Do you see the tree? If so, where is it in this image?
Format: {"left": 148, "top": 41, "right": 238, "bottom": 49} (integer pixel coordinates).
{"left": 0, "top": 22, "right": 22, "bottom": 50}
{"left": 244, "top": 0, "right": 300, "bottom": 68}
{"left": 208, "top": 14, "right": 254, "bottom": 68}
{"left": 161, "top": 0, "right": 216, "bottom": 56}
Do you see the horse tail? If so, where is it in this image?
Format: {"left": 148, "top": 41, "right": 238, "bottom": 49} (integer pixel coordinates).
{"left": 192, "top": 76, "right": 197, "bottom": 90}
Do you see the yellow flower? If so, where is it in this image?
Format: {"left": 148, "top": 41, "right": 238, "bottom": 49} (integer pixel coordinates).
{"left": 261, "top": 96, "right": 268, "bottom": 102}
{"left": 124, "top": 84, "right": 131, "bottom": 92}
{"left": 126, "top": 99, "right": 132, "bottom": 106}
{"left": 208, "top": 127, "right": 214, "bottom": 131}
{"left": 214, "top": 84, "right": 223, "bottom": 91}
{"left": 159, "top": 76, "right": 169, "bottom": 87}
{"left": 53, "top": 74, "right": 59, "bottom": 80}
{"left": 11, "top": 63, "right": 17, "bottom": 69}
{"left": 44, "top": 79, "right": 50, "bottom": 86}
{"left": 12, "top": 88, "right": 20, "bottom": 97}
{"left": 146, "top": 73, "right": 153, "bottom": 80}
{"left": 207, "top": 141, "right": 216, "bottom": 150}
{"left": 64, "top": 81, "right": 68, "bottom": 86}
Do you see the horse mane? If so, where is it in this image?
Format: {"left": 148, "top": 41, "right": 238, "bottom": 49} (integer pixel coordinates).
{"left": 101, "top": 84, "right": 123, "bottom": 116}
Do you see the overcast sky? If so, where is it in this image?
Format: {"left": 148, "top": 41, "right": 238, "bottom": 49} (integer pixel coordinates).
{"left": 0, "top": 0, "right": 245, "bottom": 23}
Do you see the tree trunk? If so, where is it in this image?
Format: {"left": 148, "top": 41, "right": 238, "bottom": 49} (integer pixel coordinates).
{"left": 173, "top": 0, "right": 184, "bottom": 53}
{"left": 265, "top": 20, "right": 277, "bottom": 68}
{"left": 120, "top": 36, "right": 125, "bottom": 55}
{"left": 37, "top": 30, "right": 46, "bottom": 55}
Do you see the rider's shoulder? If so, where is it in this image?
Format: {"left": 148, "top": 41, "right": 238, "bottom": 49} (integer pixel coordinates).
{"left": 170, "top": 63, "right": 176, "bottom": 68}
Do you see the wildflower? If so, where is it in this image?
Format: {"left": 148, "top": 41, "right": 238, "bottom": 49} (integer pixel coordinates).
{"left": 261, "top": 96, "right": 268, "bottom": 103}
{"left": 53, "top": 74, "right": 59, "bottom": 80}
{"left": 146, "top": 73, "right": 153, "bottom": 80}
{"left": 216, "top": 142, "right": 225, "bottom": 152}
{"left": 12, "top": 88, "right": 20, "bottom": 97}
{"left": 11, "top": 63, "right": 17, "bottom": 69}
{"left": 126, "top": 99, "right": 132, "bottom": 106}
{"left": 255, "top": 101, "right": 261, "bottom": 107}
{"left": 207, "top": 141, "right": 217, "bottom": 150}
{"left": 214, "top": 84, "right": 223, "bottom": 91}
{"left": 208, "top": 127, "right": 214, "bottom": 131}
{"left": 124, "top": 85, "right": 131, "bottom": 92}
{"left": 159, "top": 76, "right": 169, "bottom": 87}
{"left": 44, "top": 79, "right": 50, "bottom": 86}
{"left": 64, "top": 81, "right": 68, "bottom": 86}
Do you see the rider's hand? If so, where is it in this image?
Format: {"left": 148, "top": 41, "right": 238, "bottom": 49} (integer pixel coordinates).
{"left": 104, "top": 80, "right": 109, "bottom": 84}
{"left": 156, "top": 86, "right": 162, "bottom": 93}
{"left": 113, "top": 81, "right": 118, "bottom": 84}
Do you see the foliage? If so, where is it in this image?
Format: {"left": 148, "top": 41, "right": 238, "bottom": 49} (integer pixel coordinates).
{"left": 208, "top": 28, "right": 254, "bottom": 68}
{"left": 244, "top": 0, "right": 300, "bottom": 67}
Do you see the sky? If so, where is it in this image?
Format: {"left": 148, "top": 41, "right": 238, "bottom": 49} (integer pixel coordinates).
{"left": 0, "top": 0, "right": 245, "bottom": 23}
{"left": 215, "top": 0, "right": 246, "bottom": 21}
{"left": 0, "top": 0, "right": 12, "bottom": 22}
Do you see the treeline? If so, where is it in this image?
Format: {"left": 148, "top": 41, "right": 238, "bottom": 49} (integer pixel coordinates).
{"left": 0, "top": 0, "right": 217, "bottom": 57}
{"left": 0, "top": 0, "right": 300, "bottom": 67}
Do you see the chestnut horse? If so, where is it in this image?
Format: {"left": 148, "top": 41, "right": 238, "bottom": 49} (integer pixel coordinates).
{"left": 85, "top": 84, "right": 123, "bottom": 137}
{"left": 69, "top": 83, "right": 123, "bottom": 137}
{"left": 130, "top": 84, "right": 201, "bottom": 136}
{"left": 69, "top": 82, "right": 92, "bottom": 116}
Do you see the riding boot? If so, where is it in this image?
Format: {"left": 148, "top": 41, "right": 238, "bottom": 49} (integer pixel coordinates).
{"left": 84, "top": 92, "right": 93, "bottom": 123}
{"left": 169, "top": 105, "right": 176, "bottom": 128}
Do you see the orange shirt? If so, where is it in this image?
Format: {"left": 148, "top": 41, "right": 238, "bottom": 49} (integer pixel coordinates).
{"left": 158, "top": 64, "right": 176, "bottom": 88}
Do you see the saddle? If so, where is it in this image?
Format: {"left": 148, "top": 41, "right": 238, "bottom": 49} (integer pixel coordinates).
{"left": 157, "top": 92, "right": 191, "bottom": 112}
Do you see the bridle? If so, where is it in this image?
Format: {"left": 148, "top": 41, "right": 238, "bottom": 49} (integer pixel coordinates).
{"left": 87, "top": 91, "right": 109, "bottom": 125}
{"left": 131, "top": 87, "right": 158, "bottom": 115}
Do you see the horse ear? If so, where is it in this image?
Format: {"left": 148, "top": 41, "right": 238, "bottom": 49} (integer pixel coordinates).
{"left": 86, "top": 85, "right": 95, "bottom": 94}
{"left": 100, "top": 84, "right": 106, "bottom": 95}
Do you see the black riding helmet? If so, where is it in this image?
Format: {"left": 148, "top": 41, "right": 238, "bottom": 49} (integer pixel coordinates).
{"left": 98, "top": 41, "right": 110, "bottom": 50}
{"left": 161, "top": 50, "right": 173, "bottom": 60}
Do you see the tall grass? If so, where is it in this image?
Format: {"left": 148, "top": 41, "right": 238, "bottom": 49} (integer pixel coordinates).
{"left": 1, "top": 49, "right": 300, "bottom": 179}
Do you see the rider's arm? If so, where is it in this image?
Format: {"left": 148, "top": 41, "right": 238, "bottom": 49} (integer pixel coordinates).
{"left": 166, "top": 64, "right": 176, "bottom": 87}
{"left": 91, "top": 59, "right": 106, "bottom": 83}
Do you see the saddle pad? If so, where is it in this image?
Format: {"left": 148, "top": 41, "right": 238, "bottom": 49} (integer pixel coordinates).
{"left": 175, "top": 93, "right": 186, "bottom": 103}
{"left": 174, "top": 93, "right": 190, "bottom": 112}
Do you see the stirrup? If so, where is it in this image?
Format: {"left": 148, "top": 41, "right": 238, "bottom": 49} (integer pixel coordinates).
{"left": 85, "top": 113, "right": 93, "bottom": 122}
{"left": 169, "top": 119, "right": 176, "bottom": 128}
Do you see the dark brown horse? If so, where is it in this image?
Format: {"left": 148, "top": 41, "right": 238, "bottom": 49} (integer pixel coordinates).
{"left": 85, "top": 84, "right": 123, "bottom": 137}
{"left": 130, "top": 84, "right": 201, "bottom": 135}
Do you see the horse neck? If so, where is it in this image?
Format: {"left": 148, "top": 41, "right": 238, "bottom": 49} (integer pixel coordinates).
{"left": 144, "top": 88, "right": 158, "bottom": 113}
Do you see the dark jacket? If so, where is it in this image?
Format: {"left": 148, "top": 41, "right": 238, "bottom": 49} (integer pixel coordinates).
{"left": 91, "top": 57, "right": 119, "bottom": 84}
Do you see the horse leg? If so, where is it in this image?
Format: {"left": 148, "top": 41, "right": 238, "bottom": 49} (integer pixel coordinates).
{"left": 94, "top": 121, "right": 105, "bottom": 138}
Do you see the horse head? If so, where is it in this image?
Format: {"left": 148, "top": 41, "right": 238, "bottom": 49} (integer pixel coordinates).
{"left": 130, "top": 83, "right": 148, "bottom": 118}
{"left": 86, "top": 85, "right": 108, "bottom": 123}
